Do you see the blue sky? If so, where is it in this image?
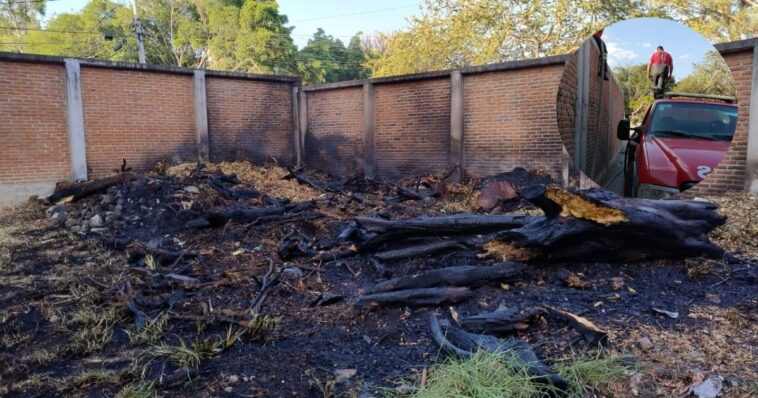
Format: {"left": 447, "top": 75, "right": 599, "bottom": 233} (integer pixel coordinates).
{"left": 45, "top": 0, "right": 424, "bottom": 48}
{"left": 602, "top": 17, "right": 717, "bottom": 78}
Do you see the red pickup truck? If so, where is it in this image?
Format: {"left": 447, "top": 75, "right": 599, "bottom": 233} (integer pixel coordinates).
{"left": 617, "top": 92, "right": 738, "bottom": 198}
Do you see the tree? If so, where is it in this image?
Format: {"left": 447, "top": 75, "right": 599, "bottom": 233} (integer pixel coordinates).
{"left": 675, "top": 51, "right": 736, "bottom": 96}
{"left": 367, "top": 0, "right": 652, "bottom": 76}
{"left": 295, "top": 29, "right": 368, "bottom": 84}
{"left": 0, "top": 0, "right": 46, "bottom": 52}
{"left": 652, "top": 0, "right": 758, "bottom": 42}
{"left": 613, "top": 63, "right": 676, "bottom": 125}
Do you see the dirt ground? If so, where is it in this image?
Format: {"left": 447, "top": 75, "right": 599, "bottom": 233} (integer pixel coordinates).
{"left": 0, "top": 162, "right": 755, "bottom": 397}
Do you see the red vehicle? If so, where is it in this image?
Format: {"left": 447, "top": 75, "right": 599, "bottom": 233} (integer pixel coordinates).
{"left": 617, "top": 92, "right": 738, "bottom": 198}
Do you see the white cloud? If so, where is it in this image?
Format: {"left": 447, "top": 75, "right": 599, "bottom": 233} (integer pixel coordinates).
{"left": 679, "top": 53, "right": 690, "bottom": 59}
{"left": 606, "top": 41, "right": 639, "bottom": 65}
{"left": 642, "top": 42, "right": 652, "bottom": 48}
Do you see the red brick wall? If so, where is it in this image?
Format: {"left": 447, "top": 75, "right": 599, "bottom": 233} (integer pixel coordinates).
{"left": 463, "top": 65, "right": 565, "bottom": 179}
{"left": 81, "top": 67, "right": 196, "bottom": 177}
{"left": 374, "top": 78, "right": 451, "bottom": 179}
{"left": 688, "top": 49, "right": 752, "bottom": 195}
{"left": 557, "top": 53, "right": 578, "bottom": 157}
{"left": 0, "top": 61, "right": 70, "bottom": 184}
{"left": 206, "top": 77, "right": 294, "bottom": 165}
{"left": 305, "top": 86, "right": 364, "bottom": 175}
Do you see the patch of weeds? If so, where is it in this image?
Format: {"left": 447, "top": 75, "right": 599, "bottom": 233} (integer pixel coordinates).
{"left": 0, "top": 225, "right": 21, "bottom": 268}
{"left": 408, "top": 350, "right": 557, "bottom": 398}
{"left": 145, "top": 335, "right": 222, "bottom": 369}
{"left": 684, "top": 257, "right": 729, "bottom": 278}
{"left": 0, "top": 324, "right": 34, "bottom": 350}
{"left": 115, "top": 381, "right": 159, "bottom": 398}
{"left": 243, "top": 315, "right": 279, "bottom": 342}
{"left": 69, "top": 368, "right": 120, "bottom": 388}
{"left": 10, "top": 372, "right": 53, "bottom": 392}
{"left": 22, "top": 349, "right": 57, "bottom": 366}
{"left": 305, "top": 368, "right": 337, "bottom": 398}
{"left": 556, "top": 352, "right": 632, "bottom": 397}
{"left": 144, "top": 254, "right": 157, "bottom": 271}
{"left": 69, "top": 305, "right": 124, "bottom": 353}
{"left": 125, "top": 313, "right": 170, "bottom": 345}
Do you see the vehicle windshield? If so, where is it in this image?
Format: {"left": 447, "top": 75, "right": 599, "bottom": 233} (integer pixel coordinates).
{"left": 648, "top": 102, "right": 738, "bottom": 141}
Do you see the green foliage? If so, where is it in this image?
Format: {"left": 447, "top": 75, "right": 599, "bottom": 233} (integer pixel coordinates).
{"left": 368, "top": 0, "right": 652, "bottom": 76}
{"left": 676, "top": 51, "right": 736, "bottom": 96}
{"left": 651, "top": 0, "right": 758, "bottom": 42}
{"left": 613, "top": 63, "right": 676, "bottom": 125}
{"left": 296, "top": 29, "right": 369, "bottom": 84}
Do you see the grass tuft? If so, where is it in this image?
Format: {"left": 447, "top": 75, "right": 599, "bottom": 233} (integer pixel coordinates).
{"left": 69, "top": 305, "right": 124, "bottom": 353}
{"left": 556, "top": 352, "right": 632, "bottom": 396}
{"left": 115, "top": 381, "right": 159, "bottom": 398}
{"left": 410, "top": 350, "right": 555, "bottom": 398}
{"left": 125, "top": 313, "right": 170, "bottom": 345}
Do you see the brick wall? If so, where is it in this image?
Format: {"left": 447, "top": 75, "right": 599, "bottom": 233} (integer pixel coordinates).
{"left": 0, "top": 61, "right": 70, "bottom": 183}
{"left": 463, "top": 65, "right": 565, "bottom": 179}
{"left": 206, "top": 77, "right": 294, "bottom": 165}
{"left": 557, "top": 53, "right": 578, "bottom": 157}
{"left": 375, "top": 78, "right": 451, "bottom": 178}
{"left": 81, "top": 67, "right": 196, "bottom": 178}
{"left": 305, "top": 86, "right": 364, "bottom": 175}
{"left": 689, "top": 49, "right": 752, "bottom": 194}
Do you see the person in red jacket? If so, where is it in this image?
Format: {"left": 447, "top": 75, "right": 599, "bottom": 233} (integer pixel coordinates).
{"left": 647, "top": 46, "right": 673, "bottom": 98}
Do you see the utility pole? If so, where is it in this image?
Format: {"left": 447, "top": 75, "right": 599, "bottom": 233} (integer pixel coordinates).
{"left": 132, "top": 0, "right": 146, "bottom": 64}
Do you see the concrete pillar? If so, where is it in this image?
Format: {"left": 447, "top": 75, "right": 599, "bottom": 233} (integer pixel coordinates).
{"left": 573, "top": 41, "right": 590, "bottom": 178}
{"left": 291, "top": 85, "right": 302, "bottom": 166}
{"left": 363, "top": 82, "right": 376, "bottom": 179}
{"left": 64, "top": 59, "right": 88, "bottom": 181}
{"left": 298, "top": 87, "right": 308, "bottom": 165}
{"left": 193, "top": 70, "right": 209, "bottom": 162}
{"left": 747, "top": 45, "right": 758, "bottom": 193}
{"left": 449, "top": 71, "right": 464, "bottom": 182}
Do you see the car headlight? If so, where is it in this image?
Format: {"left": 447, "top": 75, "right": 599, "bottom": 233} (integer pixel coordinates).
{"left": 637, "top": 183, "right": 679, "bottom": 199}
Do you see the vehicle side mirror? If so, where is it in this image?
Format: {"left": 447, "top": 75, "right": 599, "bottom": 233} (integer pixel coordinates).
{"left": 617, "top": 119, "right": 631, "bottom": 140}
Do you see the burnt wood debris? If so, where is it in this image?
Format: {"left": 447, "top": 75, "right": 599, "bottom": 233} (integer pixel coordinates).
{"left": 39, "top": 162, "right": 728, "bottom": 393}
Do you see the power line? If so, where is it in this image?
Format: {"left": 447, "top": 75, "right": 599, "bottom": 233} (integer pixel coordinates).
{"left": 0, "top": 0, "right": 60, "bottom": 5}
{"left": 289, "top": 4, "right": 418, "bottom": 23}
{"left": 0, "top": 25, "right": 101, "bottom": 34}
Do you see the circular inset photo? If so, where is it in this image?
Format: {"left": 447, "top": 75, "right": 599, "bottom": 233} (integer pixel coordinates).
{"left": 556, "top": 17, "right": 738, "bottom": 199}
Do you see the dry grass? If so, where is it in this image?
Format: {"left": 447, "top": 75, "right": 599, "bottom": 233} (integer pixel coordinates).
{"left": 622, "top": 303, "right": 757, "bottom": 397}
{"left": 165, "top": 161, "right": 323, "bottom": 201}
{"left": 707, "top": 193, "right": 758, "bottom": 258}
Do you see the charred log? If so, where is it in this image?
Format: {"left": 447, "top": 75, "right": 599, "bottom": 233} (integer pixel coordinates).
{"left": 365, "top": 262, "right": 525, "bottom": 294}
{"left": 481, "top": 186, "right": 726, "bottom": 262}
{"left": 47, "top": 173, "right": 135, "bottom": 204}
{"left": 461, "top": 305, "right": 544, "bottom": 335}
{"left": 356, "top": 287, "right": 472, "bottom": 307}
{"left": 545, "top": 306, "right": 609, "bottom": 347}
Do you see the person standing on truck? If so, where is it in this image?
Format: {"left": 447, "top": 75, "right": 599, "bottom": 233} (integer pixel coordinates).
{"left": 647, "top": 46, "right": 673, "bottom": 98}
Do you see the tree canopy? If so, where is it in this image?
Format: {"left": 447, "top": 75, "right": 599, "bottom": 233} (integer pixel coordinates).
{"left": 0, "top": 0, "right": 754, "bottom": 82}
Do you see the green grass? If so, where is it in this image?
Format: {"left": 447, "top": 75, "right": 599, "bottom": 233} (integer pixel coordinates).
{"left": 115, "top": 381, "right": 160, "bottom": 398}
{"left": 556, "top": 352, "right": 632, "bottom": 396}
{"left": 410, "top": 350, "right": 555, "bottom": 398}
{"left": 125, "top": 313, "right": 170, "bottom": 345}
{"left": 144, "top": 336, "right": 223, "bottom": 369}
{"left": 69, "top": 305, "right": 124, "bottom": 353}
{"left": 405, "top": 350, "right": 632, "bottom": 398}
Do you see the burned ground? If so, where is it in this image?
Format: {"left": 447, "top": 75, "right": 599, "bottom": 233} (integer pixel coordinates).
{"left": 0, "top": 162, "right": 755, "bottom": 397}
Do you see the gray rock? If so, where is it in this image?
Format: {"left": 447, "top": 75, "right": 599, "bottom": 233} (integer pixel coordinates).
{"left": 183, "top": 185, "right": 200, "bottom": 194}
{"left": 101, "top": 194, "right": 115, "bottom": 205}
{"left": 693, "top": 376, "right": 723, "bottom": 398}
{"left": 637, "top": 337, "right": 654, "bottom": 351}
{"left": 89, "top": 214, "right": 104, "bottom": 228}
{"left": 282, "top": 267, "right": 304, "bottom": 279}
